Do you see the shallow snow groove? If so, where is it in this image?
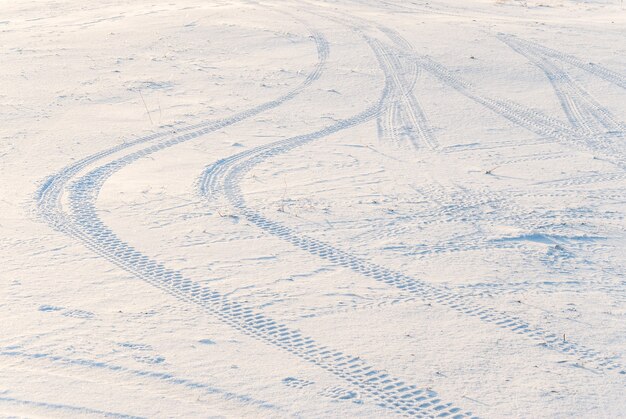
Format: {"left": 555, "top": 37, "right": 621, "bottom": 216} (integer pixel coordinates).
{"left": 0, "top": 348, "right": 280, "bottom": 411}
{"left": 0, "top": 394, "right": 145, "bottom": 419}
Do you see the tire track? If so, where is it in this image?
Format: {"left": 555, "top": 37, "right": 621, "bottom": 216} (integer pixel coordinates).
{"left": 38, "top": 25, "right": 473, "bottom": 418}
{"left": 36, "top": 27, "right": 329, "bottom": 231}
{"left": 498, "top": 33, "right": 623, "bottom": 134}
{"left": 414, "top": 55, "right": 626, "bottom": 164}
{"left": 536, "top": 171, "right": 626, "bottom": 188}
{"left": 199, "top": 38, "right": 626, "bottom": 379}
{"left": 203, "top": 132, "right": 626, "bottom": 375}
{"left": 374, "top": 27, "right": 438, "bottom": 151}
{"left": 307, "top": 8, "right": 439, "bottom": 153}
{"left": 498, "top": 34, "right": 626, "bottom": 90}
{"left": 303, "top": 0, "right": 626, "bottom": 164}
{"left": 311, "top": 15, "right": 625, "bottom": 296}
{"left": 375, "top": 27, "right": 419, "bottom": 149}
{"left": 68, "top": 46, "right": 472, "bottom": 419}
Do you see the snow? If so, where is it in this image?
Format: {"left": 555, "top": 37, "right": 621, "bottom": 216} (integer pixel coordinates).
{"left": 1, "top": 0, "right": 625, "bottom": 417}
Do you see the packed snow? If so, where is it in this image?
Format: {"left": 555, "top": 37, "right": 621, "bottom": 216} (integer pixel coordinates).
{"left": 1, "top": 0, "right": 625, "bottom": 417}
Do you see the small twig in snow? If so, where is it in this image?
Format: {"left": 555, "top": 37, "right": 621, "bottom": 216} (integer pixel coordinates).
{"left": 139, "top": 90, "right": 154, "bottom": 125}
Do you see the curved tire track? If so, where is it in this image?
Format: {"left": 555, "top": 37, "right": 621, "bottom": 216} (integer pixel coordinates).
{"left": 388, "top": 50, "right": 626, "bottom": 169}
{"left": 199, "top": 43, "right": 626, "bottom": 379}
{"left": 37, "top": 24, "right": 473, "bottom": 418}
{"left": 201, "top": 142, "right": 626, "bottom": 376}
{"left": 0, "top": 348, "right": 281, "bottom": 413}
{"left": 499, "top": 34, "right": 626, "bottom": 90}
{"left": 498, "top": 34, "right": 623, "bottom": 134}
{"left": 376, "top": 33, "right": 438, "bottom": 151}
{"left": 36, "top": 28, "right": 329, "bottom": 231}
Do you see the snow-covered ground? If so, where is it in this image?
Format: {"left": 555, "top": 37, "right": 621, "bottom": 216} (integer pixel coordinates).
{"left": 1, "top": 0, "right": 625, "bottom": 417}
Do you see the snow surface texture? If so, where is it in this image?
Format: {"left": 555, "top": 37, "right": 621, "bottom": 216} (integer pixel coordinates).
{"left": 1, "top": 0, "right": 625, "bottom": 417}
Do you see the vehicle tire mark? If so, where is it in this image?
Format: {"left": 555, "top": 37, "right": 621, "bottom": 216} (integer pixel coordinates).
{"left": 410, "top": 54, "right": 626, "bottom": 167}
{"left": 200, "top": 37, "right": 626, "bottom": 378}
{"left": 0, "top": 348, "right": 281, "bottom": 412}
{"left": 375, "top": 27, "right": 438, "bottom": 151}
{"left": 36, "top": 27, "right": 329, "bottom": 231}
{"left": 0, "top": 394, "right": 145, "bottom": 419}
{"left": 498, "top": 34, "right": 626, "bottom": 90}
{"left": 498, "top": 34, "right": 623, "bottom": 134}
{"left": 39, "top": 27, "right": 472, "bottom": 418}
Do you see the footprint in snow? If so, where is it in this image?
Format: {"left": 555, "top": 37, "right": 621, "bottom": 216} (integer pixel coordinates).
{"left": 319, "top": 386, "right": 362, "bottom": 404}
{"left": 282, "top": 377, "right": 314, "bottom": 389}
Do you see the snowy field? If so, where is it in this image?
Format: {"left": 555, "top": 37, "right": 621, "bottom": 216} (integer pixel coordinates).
{"left": 1, "top": 0, "right": 625, "bottom": 417}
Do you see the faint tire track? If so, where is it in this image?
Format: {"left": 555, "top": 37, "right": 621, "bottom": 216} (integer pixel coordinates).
{"left": 499, "top": 34, "right": 626, "bottom": 90}
{"left": 0, "top": 395, "right": 144, "bottom": 419}
{"left": 0, "top": 348, "right": 281, "bottom": 413}
{"left": 397, "top": 51, "right": 626, "bottom": 168}
{"left": 374, "top": 25, "right": 438, "bottom": 151}
{"left": 498, "top": 33, "right": 623, "bottom": 134}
